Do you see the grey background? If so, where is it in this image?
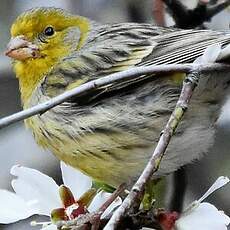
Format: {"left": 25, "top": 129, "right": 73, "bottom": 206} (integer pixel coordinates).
{"left": 0, "top": 1, "right": 229, "bottom": 229}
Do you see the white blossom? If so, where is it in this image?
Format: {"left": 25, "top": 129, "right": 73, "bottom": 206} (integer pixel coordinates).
{"left": 0, "top": 162, "right": 122, "bottom": 229}
{"left": 175, "top": 176, "right": 230, "bottom": 230}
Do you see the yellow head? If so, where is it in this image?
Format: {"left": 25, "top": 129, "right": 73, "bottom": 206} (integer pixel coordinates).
{"left": 5, "top": 7, "right": 90, "bottom": 104}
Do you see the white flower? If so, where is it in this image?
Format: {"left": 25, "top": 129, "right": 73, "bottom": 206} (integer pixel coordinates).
{"left": 0, "top": 162, "right": 122, "bottom": 229}
{"left": 175, "top": 176, "right": 230, "bottom": 230}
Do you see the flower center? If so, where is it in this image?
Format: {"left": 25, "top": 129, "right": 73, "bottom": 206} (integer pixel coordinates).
{"left": 65, "top": 203, "right": 87, "bottom": 220}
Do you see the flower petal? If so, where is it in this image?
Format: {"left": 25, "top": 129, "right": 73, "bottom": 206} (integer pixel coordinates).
{"left": 60, "top": 162, "right": 92, "bottom": 199}
{"left": 193, "top": 43, "right": 221, "bottom": 64}
{"left": 11, "top": 165, "right": 61, "bottom": 216}
{"left": 88, "top": 191, "right": 122, "bottom": 218}
{"left": 175, "top": 202, "right": 230, "bottom": 230}
{"left": 0, "top": 190, "right": 36, "bottom": 224}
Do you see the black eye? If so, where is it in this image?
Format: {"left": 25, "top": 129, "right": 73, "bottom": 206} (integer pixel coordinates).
{"left": 44, "top": 26, "right": 54, "bottom": 36}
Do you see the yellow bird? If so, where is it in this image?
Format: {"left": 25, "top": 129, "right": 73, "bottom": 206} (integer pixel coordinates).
{"left": 5, "top": 7, "right": 230, "bottom": 188}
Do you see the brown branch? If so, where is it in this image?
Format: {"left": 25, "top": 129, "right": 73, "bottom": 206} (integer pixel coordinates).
{"left": 104, "top": 71, "right": 200, "bottom": 229}
{"left": 153, "top": 0, "right": 166, "bottom": 26}
{"left": 161, "top": 0, "right": 230, "bottom": 28}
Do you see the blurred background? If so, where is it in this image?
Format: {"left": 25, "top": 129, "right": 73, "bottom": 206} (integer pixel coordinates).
{"left": 0, "top": 0, "right": 229, "bottom": 229}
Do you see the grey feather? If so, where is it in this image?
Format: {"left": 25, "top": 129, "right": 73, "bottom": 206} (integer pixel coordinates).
{"left": 29, "top": 23, "right": 230, "bottom": 187}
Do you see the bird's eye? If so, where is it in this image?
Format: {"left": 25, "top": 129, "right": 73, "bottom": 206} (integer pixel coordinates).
{"left": 44, "top": 26, "right": 55, "bottom": 36}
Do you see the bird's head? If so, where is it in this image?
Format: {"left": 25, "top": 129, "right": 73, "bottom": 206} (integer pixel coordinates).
{"left": 5, "top": 7, "right": 90, "bottom": 104}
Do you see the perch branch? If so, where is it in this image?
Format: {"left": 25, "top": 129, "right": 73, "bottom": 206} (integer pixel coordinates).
{"left": 0, "top": 63, "right": 229, "bottom": 130}
{"left": 104, "top": 71, "right": 200, "bottom": 229}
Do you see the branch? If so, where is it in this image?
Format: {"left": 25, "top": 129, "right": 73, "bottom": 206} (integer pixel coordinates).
{"left": 161, "top": 0, "right": 190, "bottom": 27}
{"left": 104, "top": 71, "right": 200, "bottom": 229}
{"left": 0, "top": 63, "right": 229, "bottom": 130}
{"left": 206, "top": 0, "right": 230, "bottom": 18}
{"left": 161, "top": 0, "right": 230, "bottom": 28}
{"left": 152, "top": 0, "right": 166, "bottom": 26}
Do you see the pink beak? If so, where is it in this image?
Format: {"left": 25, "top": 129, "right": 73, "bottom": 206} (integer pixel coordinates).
{"left": 5, "top": 35, "right": 40, "bottom": 61}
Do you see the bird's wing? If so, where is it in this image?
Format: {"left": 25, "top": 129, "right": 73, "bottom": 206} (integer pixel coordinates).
{"left": 42, "top": 24, "right": 230, "bottom": 102}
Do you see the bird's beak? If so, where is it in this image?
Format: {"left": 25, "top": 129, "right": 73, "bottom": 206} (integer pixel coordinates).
{"left": 5, "top": 35, "right": 40, "bottom": 61}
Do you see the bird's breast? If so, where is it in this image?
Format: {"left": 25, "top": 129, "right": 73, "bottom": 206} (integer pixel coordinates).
{"left": 24, "top": 72, "right": 229, "bottom": 187}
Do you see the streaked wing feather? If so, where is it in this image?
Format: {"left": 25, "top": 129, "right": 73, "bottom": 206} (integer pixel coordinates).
{"left": 43, "top": 24, "right": 230, "bottom": 102}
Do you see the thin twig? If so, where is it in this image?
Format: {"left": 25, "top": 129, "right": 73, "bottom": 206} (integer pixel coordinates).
{"left": 0, "top": 63, "right": 229, "bottom": 130}
{"left": 161, "top": 0, "right": 230, "bottom": 28}
{"left": 206, "top": 0, "right": 230, "bottom": 18}
{"left": 104, "top": 71, "right": 200, "bottom": 229}
{"left": 98, "top": 183, "right": 126, "bottom": 216}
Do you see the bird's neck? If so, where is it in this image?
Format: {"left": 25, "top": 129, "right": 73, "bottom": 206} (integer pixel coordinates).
{"left": 14, "top": 56, "right": 60, "bottom": 107}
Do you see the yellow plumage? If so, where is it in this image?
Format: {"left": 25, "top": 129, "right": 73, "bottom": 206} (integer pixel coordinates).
{"left": 6, "top": 7, "right": 230, "bottom": 187}
{"left": 11, "top": 8, "right": 90, "bottom": 104}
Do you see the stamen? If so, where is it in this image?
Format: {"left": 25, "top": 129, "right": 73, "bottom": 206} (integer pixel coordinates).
{"left": 182, "top": 176, "right": 230, "bottom": 215}
{"left": 30, "top": 220, "right": 51, "bottom": 227}
{"left": 65, "top": 203, "right": 79, "bottom": 218}
{"left": 197, "top": 176, "right": 229, "bottom": 203}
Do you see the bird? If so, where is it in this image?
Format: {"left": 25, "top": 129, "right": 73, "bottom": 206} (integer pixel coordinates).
{"left": 5, "top": 7, "right": 230, "bottom": 188}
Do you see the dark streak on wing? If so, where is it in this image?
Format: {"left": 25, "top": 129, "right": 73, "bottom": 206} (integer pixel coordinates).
{"left": 44, "top": 24, "right": 230, "bottom": 108}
